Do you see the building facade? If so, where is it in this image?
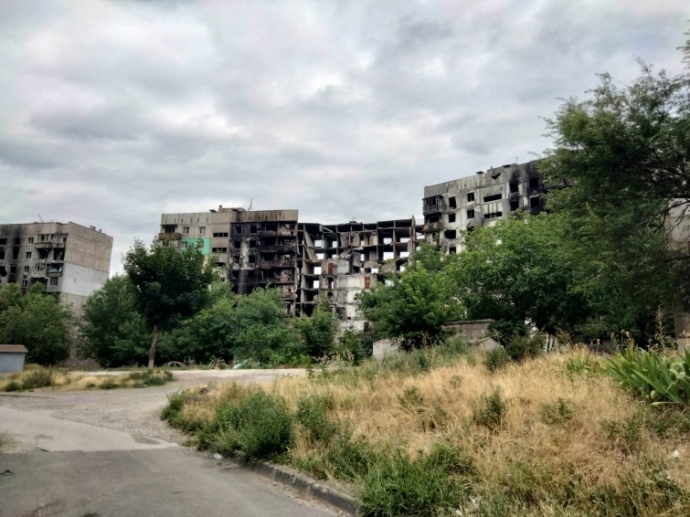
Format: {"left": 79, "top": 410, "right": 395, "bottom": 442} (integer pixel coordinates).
{"left": 0, "top": 222, "right": 113, "bottom": 315}
{"left": 159, "top": 208, "right": 421, "bottom": 327}
{"left": 422, "top": 160, "right": 545, "bottom": 252}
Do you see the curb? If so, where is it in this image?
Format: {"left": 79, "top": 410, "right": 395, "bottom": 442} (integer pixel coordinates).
{"left": 218, "top": 454, "right": 358, "bottom": 515}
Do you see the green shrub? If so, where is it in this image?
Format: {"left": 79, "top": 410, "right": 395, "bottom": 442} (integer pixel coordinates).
{"left": 540, "top": 398, "right": 574, "bottom": 425}
{"left": 99, "top": 380, "right": 118, "bottom": 390}
{"left": 296, "top": 393, "right": 338, "bottom": 444}
{"left": 324, "top": 431, "right": 375, "bottom": 480}
{"left": 161, "top": 389, "right": 194, "bottom": 422}
{"left": 20, "top": 368, "right": 55, "bottom": 390}
{"left": 604, "top": 348, "right": 690, "bottom": 405}
{"left": 4, "top": 380, "right": 21, "bottom": 392}
{"left": 213, "top": 390, "right": 293, "bottom": 461}
{"left": 483, "top": 348, "right": 509, "bottom": 372}
{"left": 565, "top": 350, "right": 600, "bottom": 374}
{"left": 505, "top": 333, "right": 543, "bottom": 362}
{"left": 473, "top": 389, "right": 509, "bottom": 431}
{"left": 601, "top": 417, "right": 642, "bottom": 454}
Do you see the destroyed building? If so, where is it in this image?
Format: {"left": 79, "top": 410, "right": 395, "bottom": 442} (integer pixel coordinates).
{"left": 422, "top": 160, "right": 545, "bottom": 252}
{"left": 0, "top": 222, "right": 113, "bottom": 315}
{"left": 159, "top": 208, "right": 421, "bottom": 327}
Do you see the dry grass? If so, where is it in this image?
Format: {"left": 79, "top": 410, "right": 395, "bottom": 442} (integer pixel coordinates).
{"left": 165, "top": 350, "right": 690, "bottom": 515}
{"left": 0, "top": 368, "right": 172, "bottom": 391}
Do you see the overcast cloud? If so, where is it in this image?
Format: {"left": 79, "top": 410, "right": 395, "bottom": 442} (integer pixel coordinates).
{"left": 0, "top": 0, "right": 687, "bottom": 274}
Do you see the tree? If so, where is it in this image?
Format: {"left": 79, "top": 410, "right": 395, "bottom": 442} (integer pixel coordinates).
{"left": 358, "top": 245, "right": 463, "bottom": 348}
{"left": 452, "top": 213, "right": 589, "bottom": 341}
{"left": 0, "top": 283, "right": 72, "bottom": 365}
{"left": 123, "top": 239, "right": 215, "bottom": 368}
{"left": 78, "top": 275, "right": 150, "bottom": 367}
{"left": 295, "top": 297, "right": 338, "bottom": 358}
{"left": 543, "top": 34, "right": 690, "bottom": 340}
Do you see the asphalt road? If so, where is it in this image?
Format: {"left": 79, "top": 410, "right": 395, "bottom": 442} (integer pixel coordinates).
{"left": 0, "top": 369, "right": 338, "bottom": 517}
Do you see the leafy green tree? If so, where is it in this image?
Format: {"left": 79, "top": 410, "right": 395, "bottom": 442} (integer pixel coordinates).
{"left": 232, "top": 288, "right": 303, "bottom": 364}
{"left": 123, "top": 239, "right": 215, "bottom": 368}
{"left": 358, "top": 245, "right": 463, "bottom": 348}
{"left": 78, "top": 275, "right": 150, "bottom": 367}
{"left": 0, "top": 283, "right": 72, "bottom": 365}
{"left": 296, "top": 297, "right": 338, "bottom": 358}
{"left": 543, "top": 34, "right": 690, "bottom": 340}
{"left": 452, "top": 213, "right": 589, "bottom": 341}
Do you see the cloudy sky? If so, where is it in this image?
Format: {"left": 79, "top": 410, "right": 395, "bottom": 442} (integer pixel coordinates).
{"left": 0, "top": 0, "right": 687, "bottom": 274}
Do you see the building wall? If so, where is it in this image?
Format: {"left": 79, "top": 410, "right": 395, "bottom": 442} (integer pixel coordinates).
{"left": 0, "top": 353, "right": 26, "bottom": 373}
{"left": 0, "top": 222, "right": 113, "bottom": 315}
{"left": 422, "top": 160, "right": 544, "bottom": 252}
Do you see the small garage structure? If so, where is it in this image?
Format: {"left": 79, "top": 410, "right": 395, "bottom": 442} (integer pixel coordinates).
{"left": 0, "top": 344, "right": 28, "bottom": 373}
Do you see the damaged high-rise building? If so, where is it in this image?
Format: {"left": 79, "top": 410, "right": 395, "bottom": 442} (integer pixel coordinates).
{"left": 159, "top": 208, "right": 421, "bottom": 328}
{"left": 0, "top": 222, "right": 113, "bottom": 315}
{"left": 422, "top": 160, "right": 546, "bottom": 252}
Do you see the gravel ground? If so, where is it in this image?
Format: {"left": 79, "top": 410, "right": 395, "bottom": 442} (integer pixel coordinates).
{"left": 0, "top": 369, "right": 308, "bottom": 445}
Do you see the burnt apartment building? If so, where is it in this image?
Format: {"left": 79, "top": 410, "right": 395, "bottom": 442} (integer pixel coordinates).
{"left": 0, "top": 222, "right": 113, "bottom": 315}
{"left": 422, "top": 160, "right": 545, "bottom": 252}
{"left": 159, "top": 208, "right": 421, "bottom": 326}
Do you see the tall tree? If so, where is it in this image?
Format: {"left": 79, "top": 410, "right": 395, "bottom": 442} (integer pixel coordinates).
{"left": 543, "top": 33, "right": 690, "bottom": 339}
{"left": 123, "top": 239, "right": 215, "bottom": 368}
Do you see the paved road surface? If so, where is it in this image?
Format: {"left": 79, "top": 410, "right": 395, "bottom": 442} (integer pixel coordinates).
{"left": 0, "top": 369, "right": 338, "bottom": 517}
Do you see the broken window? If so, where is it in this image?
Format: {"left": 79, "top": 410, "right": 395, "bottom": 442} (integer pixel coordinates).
{"left": 12, "top": 248, "right": 18, "bottom": 260}
{"left": 529, "top": 177, "right": 540, "bottom": 189}
{"left": 14, "top": 238, "right": 20, "bottom": 245}
{"left": 24, "top": 266, "right": 29, "bottom": 273}
{"left": 449, "top": 196, "right": 457, "bottom": 209}
{"left": 510, "top": 182, "right": 519, "bottom": 194}
{"left": 53, "top": 250, "right": 64, "bottom": 261}
{"left": 0, "top": 249, "right": 4, "bottom": 260}
{"left": 449, "top": 247, "right": 457, "bottom": 254}
{"left": 484, "top": 193, "right": 502, "bottom": 202}
{"left": 38, "top": 249, "right": 49, "bottom": 259}
{"left": 11, "top": 265, "right": 16, "bottom": 274}
{"left": 162, "top": 226, "right": 176, "bottom": 234}
{"left": 530, "top": 197, "right": 540, "bottom": 208}
{"left": 0, "top": 238, "right": 5, "bottom": 245}
{"left": 448, "top": 213, "right": 456, "bottom": 223}
{"left": 28, "top": 237, "right": 34, "bottom": 244}
{"left": 467, "top": 209, "right": 475, "bottom": 219}
{"left": 510, "top": 200, "right": 519, "bottom": 211}
{"left": 467, "top": 192, "right": 475, "bottom": 203}
{"left": 444, "top": 229, "right": 457, "bottom": 239}
{"left": 249, "top": 255, "right": 256, "bottom": 264}
{"left": 250, "top": 225, "right": 257, "bottom": 233}
{"left": 234, "top": 226, "right": 241, "bottom": 234}
{"left": 485, "top": 212, "right": 504, "bottom": 219}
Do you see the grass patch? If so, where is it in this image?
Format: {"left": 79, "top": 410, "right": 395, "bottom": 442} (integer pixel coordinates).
{"left": 0, "top": 368, "right": 174, "bottom": 392}
{"left": 162, "top": 346, "right": 690, "bottom": 516}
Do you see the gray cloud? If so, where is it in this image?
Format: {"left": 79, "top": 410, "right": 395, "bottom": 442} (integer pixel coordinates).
{"left": 0, "top": 0, "right": 687, "bottom": 273}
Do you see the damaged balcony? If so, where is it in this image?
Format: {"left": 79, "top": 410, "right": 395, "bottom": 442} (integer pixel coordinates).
{"left": 158, "top": 232, "right": 182, "bottom": 241}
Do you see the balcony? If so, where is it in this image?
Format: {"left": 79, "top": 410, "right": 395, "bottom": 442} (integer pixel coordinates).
{"left": 34, "top": 241, "right": 65, "bottom": 250}
{"left": 158, "top": 233, "right": 182, "bottom": 241}
{"left": 422, "top": 221, "right": 443, "bottom": 233}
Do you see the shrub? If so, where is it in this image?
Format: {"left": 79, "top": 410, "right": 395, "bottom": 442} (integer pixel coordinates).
{"left": 540, "top": 398, "right": 574, "bottom": 425}
{"left": 473, "top": 389, "right": 508, "bottom": 431}
{"left": 20, "top": 368, "right": 55, "bottom": 390}
{"left": 4, "top": 380, "right": 21, "bottom": 392}
{"left": 161, "top": 389, "right": 194, "bottom": 422}
{"left": 601, "top": 417, "right": 642, "bottom": 454}
{"left": 99, "top": 380, "right": 118, "bottom": 390}
{"left": 296, "top": 393, "right": 338, "bottom": 444}
{"left": 564, "top": 350, "right": 600, "bottom": 374}
{"left": 483, "top": 347, "right": 510, "bottom": 372}
{"left": 505, "top": 333, "right": 543, "bottom": 362}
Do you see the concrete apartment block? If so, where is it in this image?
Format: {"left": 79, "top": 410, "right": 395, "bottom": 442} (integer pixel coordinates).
{"left": 159, "top": 208, "right": 421, "bottom": 326}
{"left": 422, "top": 160, "right": 545, "bottom": 252}
{"left": 0, "top": 222, "right": 113, "bottom": 315}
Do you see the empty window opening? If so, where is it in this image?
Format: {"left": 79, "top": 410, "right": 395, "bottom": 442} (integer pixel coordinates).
{"left": 449, "top": 246, "right": 457, "bottom": 254}
{"left": 0, "top": 238, "right": 6, "bottom": 245}
{"left": 484, "top": 193, "right": 502, "bottom": 202}
{"left": 448, "top": 213, "right": 456, "bottom": 223}
{"left": 163, "top": 226, "right": 176, "bottom": 234}
{"left": 314, "top": 266, "right": 322, "bottom": 275}
{"left": 38, "top": 249, "right": 49, "bottom": 259}
{"left": 467, "top": 209, "right": 475, "bottom": 219}
{"left": 53, "top": 250, "right": 64, "bottom": 261}
{"left": 12, "top": 249, "right": 18, "bottom": 260}
{"left": 382, "top": 251, "right": 394, "bottom": 260}
{"left": 24, "top": 266, "right": 29, "bottom": 273}
{"left": 510, "top": 200, "right": 519, "bottom": 211}
{"left": 400, "top": 250, "right": 410, "bottom": 258}
{"left": 248, "top": 255, "right": 256, "bottom": 264}
{"left": 212, "top": 247, "right": 228, "bottom": 253}
{"left": 0, "top": 250, "right": 4, "bottom": 260}
{"left": 529, "top": 178, "right": 540, "bottom": 189}
{"left": 250, "top": 225, "right": 258, "bottom": 233}
{"left": 11, "top": 265, "right": 17, "bottom": 274}
{"left": 485, "top": 212, "right": 503, "bottom": 219}
{"left": 383, "top": 237, "right": 393, "bottom": 245}
{"left": 449, "top": 196, "right": 457, "bottom": 209}
{"left": 234, "top": 226, "right": 242, "bottom": 234}
{"left": 510, "top": 182, "right": 519, "bottom": 193}
{"left": 445, "top": 229, "right": 457, "bottom": 239}
{"left": 312, "top": 280, "right": 320, "bottom": 289}
{"left": 467, "top": 192, "right": 475, "bottom": 203}
{"left": 213, "top": 232, "right": 228, "bottom": 238}
{"left": 426, "top": 214, "right": 440, "bottom": 224}
{"left": 314, "top": 239, "right": 323, "bottom": 248}
{"left": 530, "top": 197, "right": 541, "bottom": 208}
{"left": 14, "top": 238, "right": 20, "bottom": 245}
{"left": 316, "top": 252, "right": 324, "bottom": 260}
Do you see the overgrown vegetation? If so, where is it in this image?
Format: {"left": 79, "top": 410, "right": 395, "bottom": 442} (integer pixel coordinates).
{"left": 163, "top": 345, "right": 690, "bottom": 516}
{"left": 0, "top": 367, "right": 173, "bottom": 392}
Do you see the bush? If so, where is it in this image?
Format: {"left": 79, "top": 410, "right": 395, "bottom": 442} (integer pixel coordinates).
{"left": 564, "top": 350, "right": 600, "bottom": 374}
{"left": 4, "top": 380, "right": 21, "bottom": 392}
{"left": 296, "top": 393, "right": 338, "bottom": 444}
{"left": 473, "top": 389, "right": 509, "bottom": 431}
{"left": 20, "top": 368, "right": 55, "bottom": 390}
{"left": 161, "top": 389, "right": 194, "bottom": 422}
{"left": 540, "top": 398, "right": 574, "bottom": 425}
{"left": 505, "top": 333, "right": 543, "bottom": 362}
{"left": 483, "top": 347, "right": 510, "bottom": 372}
